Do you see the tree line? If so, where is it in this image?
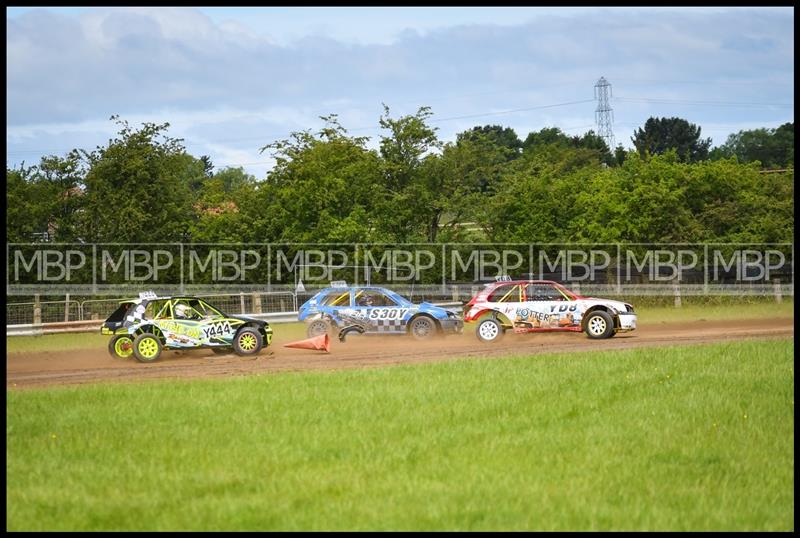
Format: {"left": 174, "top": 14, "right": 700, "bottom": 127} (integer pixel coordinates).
{"left": 6, "top": 111, "right": 794, "bottom": 245}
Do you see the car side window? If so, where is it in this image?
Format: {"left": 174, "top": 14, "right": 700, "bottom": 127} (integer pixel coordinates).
{"left": 172, "top": 299, "right": 203, "bottom": 320}
{"left": 526, "top": 284, "right": 564, "bottom": 301}
{"left": 152, "top": 300, "right": 171, "bottom": 319}
{"left": 321, "top": 290, "right": 350, "bottom": 307}
{"left": 355, "top": 290, "right": 397, "bottom": 307}
{"left": 488, "top": 284, "right": 521, "bottom": 303}
{"left": 372, "top": 292, "right": 397, "bottom": 307}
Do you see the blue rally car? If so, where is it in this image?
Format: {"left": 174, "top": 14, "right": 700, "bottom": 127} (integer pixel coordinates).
{"left": 298, "top": 282, "right": 463, "bottom": 341}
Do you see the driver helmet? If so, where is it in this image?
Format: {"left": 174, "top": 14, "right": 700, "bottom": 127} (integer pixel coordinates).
{"left": 174, "top": 304, "right": 191, "bottom": 319}
{"left": 362, "top": 295, "right": 374, "bottom": 306}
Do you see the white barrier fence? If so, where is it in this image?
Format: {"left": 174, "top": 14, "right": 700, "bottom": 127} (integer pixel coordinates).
{"left": 6, "top": 302, "right": 464, "bottom": 337}
{"left": 6, "top": 280, "right": 792, "bottom": 336}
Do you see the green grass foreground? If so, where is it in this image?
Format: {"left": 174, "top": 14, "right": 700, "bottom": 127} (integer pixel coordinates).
{"left": 5, "top": 299, "right": 794, "bottom": 353}
{"left": 6, "top": 339, "right": 794, "bottom": 531}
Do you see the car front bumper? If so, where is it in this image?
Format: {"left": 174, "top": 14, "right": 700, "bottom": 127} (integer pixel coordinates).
{"left": 440, "top": 318, "right": 464, "bottom": 334}
{"left": 617, "top": 313, "right": 637, "bottom": 331}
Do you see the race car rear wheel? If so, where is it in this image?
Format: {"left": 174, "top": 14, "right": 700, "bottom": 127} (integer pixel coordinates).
{"left": 306, "top": 320, "right": 330, "bottom": 338}
{"left": 108, "top": 335, "right": 134, "bottom": 360}
{"left": 584, "top": 310, "right": 615, "bottom": 339}
{"left": 476, "top": 318, "right": 504, "bottom": 343}
{"left": 233, "top": 327, "right": 263, "bottom": 356}
{"left": 409, "top": 315, "right": 437, "bottom": 340}
{"left": 133, "top": 333, "right": 163, "bottom": 363}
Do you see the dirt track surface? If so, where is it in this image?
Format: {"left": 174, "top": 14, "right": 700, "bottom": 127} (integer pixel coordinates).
{"left": 7, "top": 318, "right": 794, "bottom": 390}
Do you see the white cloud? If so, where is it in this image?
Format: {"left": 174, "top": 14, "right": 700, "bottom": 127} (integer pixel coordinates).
{"left": 6, "top": 7, "right": 794, "bottom": 176}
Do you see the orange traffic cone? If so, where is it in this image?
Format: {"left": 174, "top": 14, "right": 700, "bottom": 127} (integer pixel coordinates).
{"left": 283, "top": 334, "right": 330, "bottom": 353}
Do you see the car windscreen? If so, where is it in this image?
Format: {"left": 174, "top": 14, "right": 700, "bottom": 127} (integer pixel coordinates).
{"left": 190, "top": 299, "right": 225, "bottom": 318}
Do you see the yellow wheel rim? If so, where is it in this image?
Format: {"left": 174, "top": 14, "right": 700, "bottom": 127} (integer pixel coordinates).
{"left": 138, "top": 337, "right": 159, "bottom": 358}
{"left": 239, "top": 333, "right": 257, "bottom": 351}
{"left": 115, "top": 337, "right": 134, "bottom": 358}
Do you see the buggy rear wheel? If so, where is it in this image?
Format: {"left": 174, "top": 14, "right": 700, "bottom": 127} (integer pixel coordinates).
{"left": 108, "top": 335, "right": 134, "bottom": 360}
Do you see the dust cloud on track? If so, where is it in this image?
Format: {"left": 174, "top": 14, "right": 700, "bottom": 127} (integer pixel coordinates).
{"left": 6, "top": 318, "right": 794, "bottom": 389}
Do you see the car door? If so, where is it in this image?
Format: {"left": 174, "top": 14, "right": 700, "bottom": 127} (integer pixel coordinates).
{"left": 525, "top": 284, "right": 579, "bottom": 329}
{"left": 192, "top": 299, "right": 235, "bottom": 345}
{"left": 354, "top": 289, "right": 407, "bottom": 334}
{"left": 156, "top": 299, "right": 204, "bottom": 347}
{"left": 490, "top": 284, "right": 538, "bottom": 329}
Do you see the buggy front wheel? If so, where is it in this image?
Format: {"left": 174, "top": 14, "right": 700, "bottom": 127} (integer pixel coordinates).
{"left": 133, "top": 333, "right": 163, "bottom": 363}
{"left": 233, "top": 328, "right": 263, "bottom": 356}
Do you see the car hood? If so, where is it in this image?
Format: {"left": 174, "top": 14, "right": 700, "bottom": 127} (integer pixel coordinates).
{"left": 418, "top": 302, "right": 453, "bottom": 316}
{"left": 229, "top": 314, "right": 268, "bottom": 326}
{"left": 581, "top": 297, "right": 632, "bottom": 312}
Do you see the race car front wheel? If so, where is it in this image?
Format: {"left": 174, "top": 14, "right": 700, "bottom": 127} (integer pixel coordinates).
{"left": 306, "top": 320, "right": 330, "bottom": 338}
{"left": 108, "top": 335, "right": 134, "bottom": 360}
{"left": 233, "top": 328, "right": 263, "bottom": 356}
{"left": 409, "top": 315, "right": 436, "bottom": 340}
{"left": 133, "top": 333, "right": 163, "bottom": 363}
{"left": 476, "top": 318, "right": 504, "bottom": 343}
{"left": 584, "top": 311, "right": 615, "bottom": 339}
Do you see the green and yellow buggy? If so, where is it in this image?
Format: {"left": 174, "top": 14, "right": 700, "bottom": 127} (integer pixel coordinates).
{"left": 102, "top": 292, "right": 273, "bottom": 362}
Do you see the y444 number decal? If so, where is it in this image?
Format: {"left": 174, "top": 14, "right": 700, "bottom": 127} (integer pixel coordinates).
{"left": 368, "top": 308, "right": 409, "bottom": 320}
{"left": 203, "top": 321, "right": 233, "bottom": 338}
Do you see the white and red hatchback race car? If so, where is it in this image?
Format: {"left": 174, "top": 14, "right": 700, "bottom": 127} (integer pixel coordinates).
{"left": 463, "top": 279, "right": 637, "bottom": 342}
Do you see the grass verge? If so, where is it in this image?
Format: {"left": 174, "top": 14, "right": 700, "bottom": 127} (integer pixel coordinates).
{"left": 6, "top": 338, "right": 794, "bottom": 531}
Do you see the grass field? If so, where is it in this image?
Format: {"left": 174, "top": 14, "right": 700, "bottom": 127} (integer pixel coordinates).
{"left": 5, "top": 300, "right": 794, "bottom": 354}
{"left": 6, "top": 338, "right": 794, "bottom": 531}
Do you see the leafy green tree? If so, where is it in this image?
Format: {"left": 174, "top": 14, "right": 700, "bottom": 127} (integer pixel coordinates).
{"left": 684, "top": 157, "right": 793, "bottom": 242}
{"left": 375, "top": 105, "right": 443, "bottom": 241}
{"left": 35, "top": 152, "right": 86, "bottom": 241}
{"left": 189, "top": 167, "right": 258, "bottom": 242}
{"left": 523, "top": 127, "right": 613, "bottom": 166}
{"left": 456, "top": 125, "right": 523, "bottom": 159}
{"left": 614, "top": 145, "right": 628, "bottom": 166}
{"left": 430, "top": 129, "right": 522, "bottom": 241}
{"left": 632, "top": 116, "right": 712, "bottom": 163}
{"left": 571, "top": 130, "right": 614, "bottom": 166}
{"left": 710, "top": 122, "right": 794, "bottom": 169}
{"left": 522, "top": 127, "right": 572, "bottom": 150}
{"left": 6, "top": 164, "right": 54, "bottom": 242}
{"left": 79, "top": 116, "right": 199, "bottom": 242}
{"left": 6, "top": 153, "right": 87, "bottom": 242}
{"left": 479, "top": 149, "right": 601, "bottom": 242}
{"left": 249, "top": 115, "right": 385, "bottom": 242}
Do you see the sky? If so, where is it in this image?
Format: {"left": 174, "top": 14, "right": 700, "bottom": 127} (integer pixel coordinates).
{"left": 6, "top": 6, "right": 795, "bottom": 178}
